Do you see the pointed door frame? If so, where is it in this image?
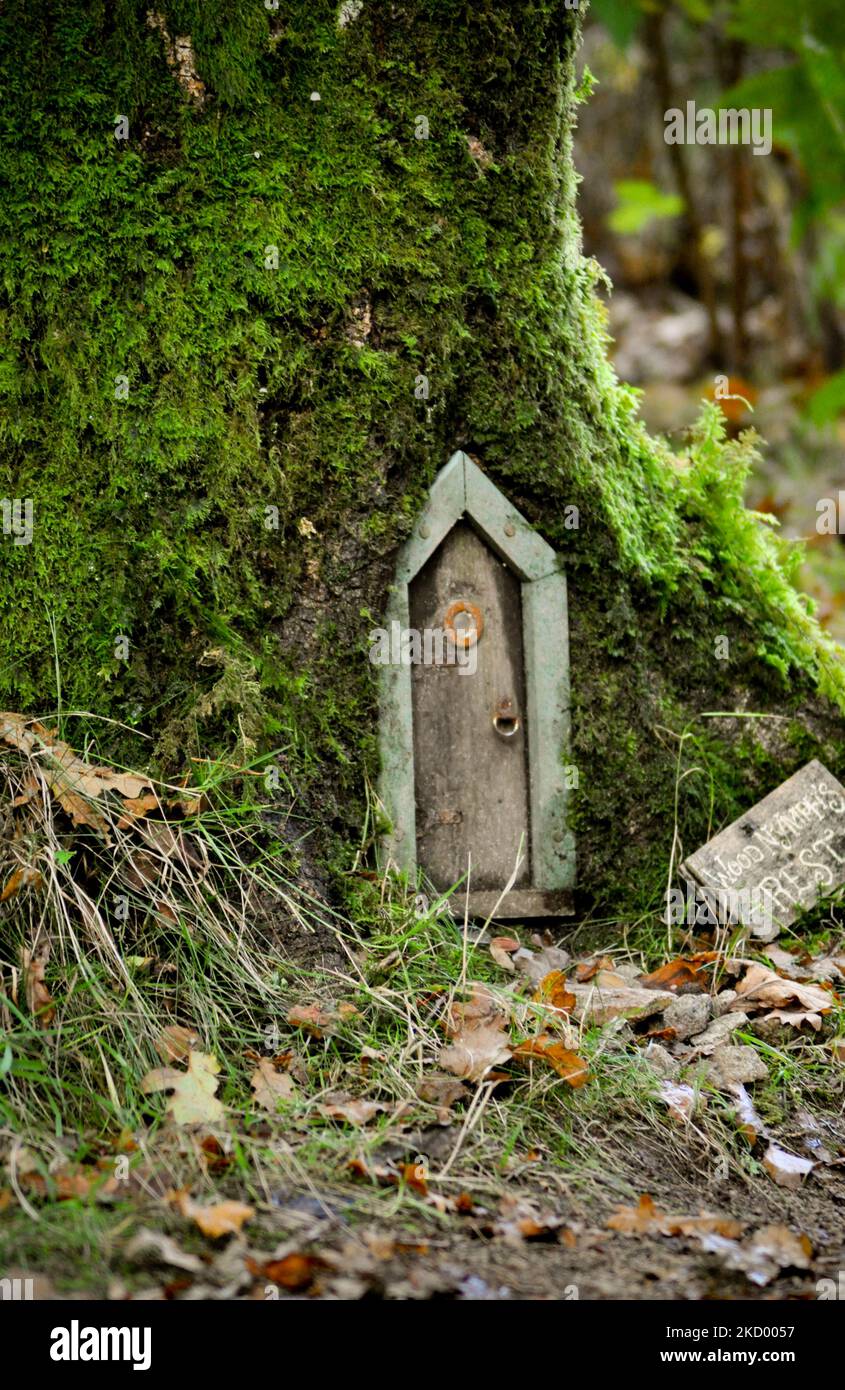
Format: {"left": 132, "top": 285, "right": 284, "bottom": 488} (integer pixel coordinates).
{"left": 378, "top": 451, "right": 575, "bottom": 913}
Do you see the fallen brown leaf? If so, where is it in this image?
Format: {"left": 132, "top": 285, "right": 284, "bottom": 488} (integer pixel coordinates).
{"left": 1, "top": 714, "right": 155, "bottom": 839}
{"left": 142, "top": 1050, "right": 224, "bottom": 1125}
{"left": 763, "top": 1143, "right": 815, "bottom": 1190}
{"left": 759, "top": 1007, "right": 824, "bottom": 1032}
{"left": 415, "top": 1076, "right": 469, "bottom": 1109}
{"left": 607, "top": 1193, "right": 742, "bottom": 1239}
{"left": 155, "top": 1025, "right": 199, "bottom": 1062}
{"left": 346, "top": 1155, "right": 400, "bottom": 1187}
{"left": 0, "top": 865, "right": 43, "bottom": 902}
{"left": 733, "top": 964, "right": 832, "bottom": 1017}
{"left": 512, "top": 945, "right": 571, "bottom": 986}
{"left": 640, "top": 958, "right": 705, "bottom": 993}
{"left": 125, "top": 1228, "right": 204, "bottom": 1273}
{"left": 512, "top": 1035, "right": 589, "bottom": 1086}
{"left": 21, "top": 1163, "right": 119, "bottom": 1203}
{"left": 317, "top": 1094, "right": 386, "bottom": 1125}
{"left": 491, "top": 1195, "right": 565, "bottom": 1243}
{"left": 439, "top": 1029, "right": 511, "bottom": 1083}
{"left": 489, "top": 936, "right": 519, "bottom": 971}
{"left": 22, "top": 943, "right": 54, "bottom": 1026}
{"left": 249, "top": 1252, "right": 328, "bottom": 1291}
{"left": 174, "top": 1191, "right": 254, "bottom": 1238}
{"left": 116, "top": 791, "right": 163, "bottom": 826}
{"left": 250, "top": 1058, "right": 297, "bottom": 1112}
{"left": 766, "top": 944, "right": 844, "bottom": 984}
{"left": 532, "top": 970, "right": 576, "bottom": 1014}
{"left": 697, "top": 1224, "right": 812, "bottom": 1287}
{"left": 574, "top": 955, "right": 614, "bottom": 983}
{"left": 287, "top": 1001, "right": 359, "bottom": 1038}
{"left": 437, "top": 985, "right": 511, "bottom": 1082}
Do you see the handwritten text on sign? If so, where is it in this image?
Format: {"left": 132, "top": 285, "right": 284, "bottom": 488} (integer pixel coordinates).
{"left": 682, "top": 759, "right": 845, "bottom": 935}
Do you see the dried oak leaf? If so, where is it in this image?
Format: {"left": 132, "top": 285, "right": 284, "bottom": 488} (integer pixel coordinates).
{"left": 22, "top": 943, "right": 54, "bottom": 1026}
{"left": 733, "top": 964, "right": 832, "bottom": 1017}
{"left": 250, "top": 1058, "right": 298, "bottom": 1112}
{"left": 155, "top": 1024, "right": 199, "bottom": 1062}
{"left": 490, "top": 936, "right": 520, "bottom": 953}
{"left": 346, "top": 1155, "right": 400, "bottom": 1187}
{"left": 512, "top": 1035, "right": 589, "bottom": 1086}
{"left": 532, "top": 970, "right": 576, "bottom": 1014}
{"left": 697, "top": 1224, "right": 812, "bottom": 1287}
{"left": 142, "top": 1050, "right": 224, "bottom": 1125}
{"left": 439, "top": 1029, "right": 511, "bottom": 1083}
{"left": 437, "top": 985, "right": 512, "bottom": 1082}
{"left": 199, "top": 1135, "right": 233, "bottom": 1174}
{"left": 607, "top": 1193, "right": 742, "bottom": 1239}
{"left": 488, "top": 1194, "right": 565, "bottom": 1242}
{"left": 0, "top": 865, "right": 43, "bottom": 902}
{"left": 640, "top": 958, "right": 706, "bottom": 993}
{"left": 138, "top": 823, "right": 208, "bottom": 878}
{"left": 490, "top": 937, "right": 519, "bottom": 971}
{"left": 0, "top": 716, "right": 153, "bottom": 839}
{"left": 248, "top": 1252, "right": 328, "bottom": 1291}
{"left": 760, "top": 1007, "right": 825, "bottom": 1032}
{"left": 766, "top": 944, "right": 844, "bottom": 984}
{"left": 574, "top": 955, "right": 614, "bottom": 983}
{"left": 287, "top": 1001, "right": 359, "bottom": 1038}
{"left": 173, "top": 1190, "right": 253, "bottom": 1238}
{"left": 116, "top": 791, "right": 163, "bottom": 827}
{"left": 316, "top": 1094, "right": 386, "bottom": 1125}
{"left": 513, "top": 945, "right": 571, "bottom": 986}
{"left": 415, "top": 1076, "right": 469, "bottom": 1109}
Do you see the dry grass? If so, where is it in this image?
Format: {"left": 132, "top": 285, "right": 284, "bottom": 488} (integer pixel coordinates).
{"left": 1, "top": 717, "right": 844, "bottom": 1295}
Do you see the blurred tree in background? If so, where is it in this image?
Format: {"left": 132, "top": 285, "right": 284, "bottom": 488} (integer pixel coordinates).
{"left": 582, "top": 0, "right": 845, "bottom": 634}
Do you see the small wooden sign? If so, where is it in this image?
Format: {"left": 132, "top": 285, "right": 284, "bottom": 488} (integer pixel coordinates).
{"left": 681, "top": 759, "right": 845, "bottom": 937}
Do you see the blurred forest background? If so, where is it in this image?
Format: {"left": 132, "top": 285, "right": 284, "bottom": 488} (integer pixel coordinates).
{"left": 577, "top": 0, "right": 845, "bottom": 639}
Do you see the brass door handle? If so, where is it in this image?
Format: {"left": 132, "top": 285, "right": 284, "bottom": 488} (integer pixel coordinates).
{"left": 493, "top": 696, "right": 520, "bottom": 738}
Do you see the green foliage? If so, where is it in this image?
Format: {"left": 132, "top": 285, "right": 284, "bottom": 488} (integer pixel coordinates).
{"left": 587, "top": 0, "right": 643, "bottom": 50}
{"left": 591, "top": 0, "right": 845, "bottom": 235}
{"left": 807, "top": 369, "right": 845, "bottom": 427}
{"left": 676, "top": 405, "right": 845, "bottom": 707}
{"left": 608, "top": 179, "right": 685, "bottom": 235}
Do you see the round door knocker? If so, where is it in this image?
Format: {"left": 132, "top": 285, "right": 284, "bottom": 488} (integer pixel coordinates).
{"left": 493, "top": 696, "right": 520, "bottom": 738}
{"left": 443, "top": 599, "right": 483, "bottom": 649}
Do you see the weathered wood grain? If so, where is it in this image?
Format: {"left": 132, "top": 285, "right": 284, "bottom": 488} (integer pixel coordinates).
{"left": 682, "top": 759, "right": 845, "bottom": 936}
{"left": 379, "top": 450, "right": 574, "bottom": 917}
{"left": 410, "top": 521, "right": 530, "bottom": 892}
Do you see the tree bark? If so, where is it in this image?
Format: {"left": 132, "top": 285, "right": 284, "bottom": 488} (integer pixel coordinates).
{"left": 0, "top": 0, "right": 843, "bottom": 919}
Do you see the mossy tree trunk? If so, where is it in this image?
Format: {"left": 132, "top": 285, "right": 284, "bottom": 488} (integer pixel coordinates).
{"left": 1, "top": 0, "right": 843, "bottom": 916}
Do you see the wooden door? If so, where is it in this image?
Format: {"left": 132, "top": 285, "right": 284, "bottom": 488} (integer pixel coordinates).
{"left": 409, "top": 521, "right": 530, "bottom": 893}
